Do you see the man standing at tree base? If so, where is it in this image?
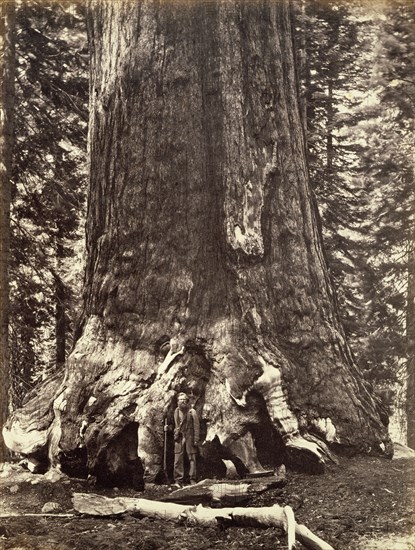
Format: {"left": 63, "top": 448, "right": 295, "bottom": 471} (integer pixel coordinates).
{"left": 173, "top": 393, "right": 200, "bottom": 486}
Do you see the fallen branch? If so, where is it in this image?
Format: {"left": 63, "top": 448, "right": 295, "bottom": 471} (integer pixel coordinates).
{"left": 161, "top": 472, "right": 286, "bottom": 506}
{"left": 284, "top": 505, "right": 296, "bottom": 550}
{"left": 72, "top": 492, "right": 334, "bottom": 550}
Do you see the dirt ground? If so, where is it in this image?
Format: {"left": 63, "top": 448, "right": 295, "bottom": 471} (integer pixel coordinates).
{"left": 0, "top": 453, "right": 414, "bottom": 550}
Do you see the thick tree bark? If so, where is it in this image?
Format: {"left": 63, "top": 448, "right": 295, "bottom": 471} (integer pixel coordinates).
{"left": 4, "top": 0, "right": 390, "bottom": 481}
{"left": 0, "top": 0, "right": 15, "bottom": 464}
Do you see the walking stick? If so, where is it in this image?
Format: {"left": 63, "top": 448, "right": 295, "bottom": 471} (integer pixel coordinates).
{"left": 163, "top": 416, "right": 168, "bottom": 482}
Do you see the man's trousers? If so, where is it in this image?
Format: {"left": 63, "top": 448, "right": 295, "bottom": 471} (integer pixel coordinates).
{"left": 174, "top": 448, "right": 196, "bottom": 484}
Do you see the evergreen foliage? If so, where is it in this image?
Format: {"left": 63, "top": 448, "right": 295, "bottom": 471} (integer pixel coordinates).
{"left": 365, "top": 0, "right": 414, "bottom": 440}
{"left": 294, "top": 0, "right": 414, "bottom": 430}
{"left": 10, "top": 0, "right": 88, "bottom": 406}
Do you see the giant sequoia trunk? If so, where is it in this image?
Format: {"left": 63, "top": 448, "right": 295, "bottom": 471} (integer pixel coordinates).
{"left": 4, "top": 0, "right": 390, "bottom": 483}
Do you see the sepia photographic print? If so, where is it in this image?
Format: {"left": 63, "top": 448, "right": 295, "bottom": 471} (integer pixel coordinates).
{"left": 0, "top": 0, "right": 414, "bottom": 548}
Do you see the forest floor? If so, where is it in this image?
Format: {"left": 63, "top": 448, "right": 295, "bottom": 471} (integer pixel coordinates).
{"left": 0, "top": 450, "right": 414, "bottom": 550}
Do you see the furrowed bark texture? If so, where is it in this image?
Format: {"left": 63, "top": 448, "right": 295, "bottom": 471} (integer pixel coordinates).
{"left": 4, "top": 0, "right": 390, "bottom": 481}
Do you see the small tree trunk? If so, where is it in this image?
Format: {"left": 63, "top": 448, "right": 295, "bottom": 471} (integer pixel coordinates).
{"left": 0, "top": 0, "right": 15, "bottom": 463}
{"left": 55, "top": 239, "right": 66, "bottom": 368}
{"left": 406, "top": 222, "right": 415, "bottom": 449}
{"left": 296, "top": 0, "right": 309, "bottom": 140}
{"left": 326, "top": 76, "right": 334, "bottom": 176}
{"left": 9, "top": 323, "right": 36, "bottom": 408}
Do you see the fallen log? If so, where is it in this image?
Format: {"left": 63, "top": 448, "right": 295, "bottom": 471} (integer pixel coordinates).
{"left": 0, "top": 513, "right": 75, "bottom": 518}
{"left": 72, "top": 492, "right": 334, "bottom": 550}
{"left": 161, "top": 470, "right": 286, "bottom": 506}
